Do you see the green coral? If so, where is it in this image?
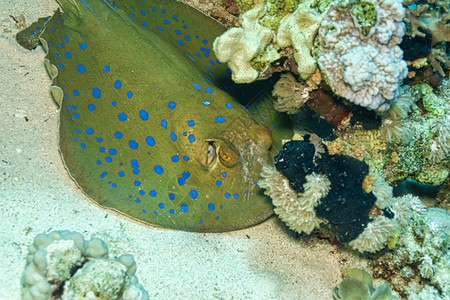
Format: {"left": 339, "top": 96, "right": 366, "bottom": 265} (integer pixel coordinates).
{"left": 333, "top": 268, "right": 394, "bottom": 300}
{"left": 235, "top": 0, "right": 265, "bottom": 13}
{"left": 260, "top": 0, "right": 299, "bottom": 29}
{"left": 351, "top": 1, "right": 377, "bottom": 36}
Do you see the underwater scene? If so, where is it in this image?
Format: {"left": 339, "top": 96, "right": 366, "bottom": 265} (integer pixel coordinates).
{"left": 0, "top": 0, "right": 449, "bottom": 298}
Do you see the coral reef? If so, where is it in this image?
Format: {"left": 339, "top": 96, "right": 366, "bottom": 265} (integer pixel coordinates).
{"left": 369, "top": 207, "right": 450, "bottom": 299}
{"left": 332, "top": 268, "right": 394, "bottom": 300}
{"left": 21, "top": 230, "right": 148, "bottom": 300}
{"left": 403, "top": 0, "right": 449, "bottom": 45}
{"left": 316, "top": 0, "right": 407, "bottom": 111}
{"left": 260, "top": 138, "right": 380, "bottom": 244}
{"left": 326, "top": 81, "right": 450, "bottom": 186}
{"left": 213, "top": 0, "right": 325, "bottom": 83}
{"left": 213, "top": 4, "right": 276, "bottom": 83}
{"left": 272, "top": 73, "right": 310, "bottom": 114}
{"left": 276, "top": 1, "right": 324, "bottom": 79}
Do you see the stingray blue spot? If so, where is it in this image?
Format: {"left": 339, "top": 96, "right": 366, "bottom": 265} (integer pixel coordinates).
{"left": 131, "top": 159, "right": 139, "bottom": 169}
{"left": 111, "top": 101, "right": 117, "bottom": 107}
{"left": 215, "top": 116, "right": 225, "bottom": 123}
{"left": 175, "top": 29, "right": 182, "bottom": 35}
{"left": 80, "top": 143, "right": 86, "bottom": 149}
{"left": 188, "top": 134, "right": 195, "bottom": 143}
{"left": 168, "top": 101, "right": 176, "bottom": 109}
{"left": 92, "top": 87, "right": 101, "bottom": 98}
{"left": 209, "top": 59, "right": 215, "bottom": 65}
{"left": 222, "top": 172, "right": 227, "bottom": 177}
{"left": 100, "top": 171, "right": 107, "bottom": 178}
{"left": 75, "top": 129, "right": 80, "bottom": 134}
{"left": 182, "top": 171, "right": 190, "bottom": 179}
{"left": 65, "top": 51, "right": 72, "bottom": 58}
{"left": 103, "top": 65, "right": 110, "bottom": 73}
{"left": 164, "top": 19, "right": 170, "bottom": 24}
{"left": 135, "top": 199, "right": 141, "bottom": 203}
{"left": 225, "top": 102, "right": 232, "bottom": 109}
{"left": 180, "top": 204, "right": 188, "bottom": 212}
{"left": 55, "top": 53, "right": 60, "bottom": 58}
{"left": 105, "top": 156, "right": 112, "bottom": 163}
{"left": 161, "top": 119, "right": 167, "bottom": 129}
{"left": 109, "top": 148, "right": 117, "bottom": 155}
{"left": 193, "top": 83, "right": 201, "bottom": 90}
{"left": 233, "top": 193, "right": 239, "bottom": 199}
{"left": 112, "top": 183, "right": 118, "bottom": 188}
{"left": 127, "top": 91, "right": 133, "bottom": 99}
{"left": 157, "top": 26, "right": 163, "bottom": 31}
{"left": 79, "top": 42, "right": 87, "bottom": 49}
{"left": 59, "top": 63, "right": 65, "bottom": 69}
{"left": 187, "top": 54, "right": 194, "bottom": 61}
{"left": 114, "top": 131, "right": 123, "bottom": 139}
{"left": 149, "top": 190, "right": 157, "bottom": 197}
{"left": 216, "top": 180, "right": 222, "bottom": 186}
{"left": 162, "top": 9, "right": 166, "bottom": 13}
{"left": 199, "top": 220, "right": 203, "bottom": 224}
{"left": 60, "top": 44, "right": 65, "bottom": 49}
{"left": 154, "top": 165, "right": 164, "bottom": 175}
{"left": 202, "top": 39, "right": 207, "bottom": 44}
{"left": 185, "top": 35, "right": 191, "bottom": 41}
{"left": 224, "top": 193, "right": 231, "bottom": 199}
{"left": 187, "top": 120, "right": 195, "bottom": 127}
{"left": 139, "top": 190, "right": 145, "bottom": 196}
{"left": 134, "top": 180, "right": 141, "bottom": 186}
{"left": 141, "top": 10, "right": 146, "bottom": 15}
{"left": 130, "top": 13, "right": 135, "bottom": 18}
{"left": 164, "top": 128, "right": 176, "bottom": 140}
{"left": 96, "top": 160, "right": 101, "bottom": 165}
{"left": 129, "top": 140, "right": 138, "bottom": 149}
{"left": 195, "top": 52, "right": 201, "bottom": 57}
{"left": 139, "top": 109, "right": 149, "bottom": 121}
{"left": 86, "top": 128, "right": 94, "bottom": 135}
{"left": 169, "top": 209, "right": 174, "bottom": 214}
{"left": 202, "top": 100, "right": 210, "bottom": 106}
{"left": 177, "top": 178, "right": 185, "bottom": 186}
{"left": 118, "top": 112, "right": 127, "bottom": 121}
{"left": 208, "top": 203, "right": 215, "bottom": 211}
{"left": 77, "top": 64, "right": 86, "bottom": 73}
{"left": 169, "top": 193, "right": 175, "bottom": 200}
{"left": 205, "top": 87, "right": 213, "bottom": 93}
{"left": 183, "top": 155, "right": 190, "bottom": 161}
{"left": 183, "top": 132, "right": 187, "bottom": 136}
{"left": 145, "top": 136, "right": 155, "bottom": 146}
{"left": 158, "top": 203, "right": 165, "bottom": 209}
{"left": 118, "top": 171, "right": 124, "bottom": 177}
{"left": 99, "top": 147, "right": 106, "bottom": 153}
{"left": 96, "top": 137, "right": 103, "bottom": 142}
{"left": 142, "top": 21, "right": 149, "bottom": 27}
{"left": 74, "top": 112, "right": 80, "bottom": 119}
{"left": 114, "top": 80, "right": 122, "bottom": 89}
{"left": 30, "top": 30, "right": 35, "bottom": 35}
{"left": 87, "top": 104, "right": 95, "bottom": 111}
{"left": 64, "top": 93, "right": 69, "bottom": 99}
{"left": 189, "top": 189, "right": 198, "bottom": 199}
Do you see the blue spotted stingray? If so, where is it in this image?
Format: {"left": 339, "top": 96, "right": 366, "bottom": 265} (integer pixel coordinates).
{"left": 36, "top": 0, "right": 291, "bottom": 231}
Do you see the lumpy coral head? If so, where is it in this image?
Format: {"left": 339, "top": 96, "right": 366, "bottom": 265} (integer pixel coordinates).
{"left": 317, "top": 0, "right": 408, "bottom": 111}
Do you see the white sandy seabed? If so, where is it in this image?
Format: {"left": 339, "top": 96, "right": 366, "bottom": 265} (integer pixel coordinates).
{"left": 0, "top": 0, "right": 367, "bottom": 299}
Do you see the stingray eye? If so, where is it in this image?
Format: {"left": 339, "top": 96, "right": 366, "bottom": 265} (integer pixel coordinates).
{"left": 200, "top": 141, "right": 217, "bottom": 168}
{"left": 218, "top": 143, "right": 239, "bottom": 168}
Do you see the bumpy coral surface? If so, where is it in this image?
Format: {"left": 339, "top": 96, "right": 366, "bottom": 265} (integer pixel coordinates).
{"left": 317, "top": 0, "right": 408, "bottom": 111}
{"left": 21, "top": 230, "right": 148, "bottom": 300}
